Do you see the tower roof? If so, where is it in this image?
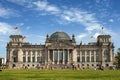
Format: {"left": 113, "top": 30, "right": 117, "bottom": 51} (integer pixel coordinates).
{"left": 10, "top": 35, "right": 23, "bottom": 38}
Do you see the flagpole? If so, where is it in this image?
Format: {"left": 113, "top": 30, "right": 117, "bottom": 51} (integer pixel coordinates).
{"left": 101, "top": 27, "right": 104, "bottom": 35}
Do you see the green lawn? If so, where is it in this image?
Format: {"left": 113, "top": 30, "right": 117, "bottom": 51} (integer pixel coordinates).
{"left": 0, "top": 69, "right": 120, "bottom": 80}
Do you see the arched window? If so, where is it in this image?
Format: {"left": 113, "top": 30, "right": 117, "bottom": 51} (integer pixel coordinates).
{"left": 13, "top": 50, "right": 18, "bottom": 56}
{"left": 104, "top": 50, "right": 110, "bottom": 62}
{"left": 77, "top": 57, "right": 80, "bottom": 62}
{"left": 13, "top": 50, "right": 18, "bottom": 62}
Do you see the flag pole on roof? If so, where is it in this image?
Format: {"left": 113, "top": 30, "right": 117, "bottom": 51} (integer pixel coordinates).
{"left": 90, "top": 36, "right": 94, "bottom": 39}
{"left": 80, "top": 41, "right": 82, "bottom": 49}
{"left": 101, "top": 26, "right": 104, "bottom": 35}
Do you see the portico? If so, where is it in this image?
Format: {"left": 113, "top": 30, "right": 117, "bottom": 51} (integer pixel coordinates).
{"left": 47, "top": 49, "right": 72, "bottom": 64}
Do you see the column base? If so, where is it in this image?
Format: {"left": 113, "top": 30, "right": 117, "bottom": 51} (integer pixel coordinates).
{"left": 52, "top": 62, "right": 54, "bottom": 64}
{"left": 57, "top": 62, "right": 59, "bottom": 64}
{"left": 67, "top": 62, "right": 69, "bottom": 64}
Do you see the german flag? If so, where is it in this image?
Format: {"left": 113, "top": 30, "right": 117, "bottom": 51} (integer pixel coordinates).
{"left": 14, "top": 27, "right": 18, "bottom": 32}
{"left": 23, "top": 36, "right": 26, "bottom": 40}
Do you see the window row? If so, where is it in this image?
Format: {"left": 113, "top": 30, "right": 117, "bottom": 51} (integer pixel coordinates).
{"left": 77, "top": 56, "right": 99, "bottom": 62}
{"left": 77, "top": 50, "right": 99, "bottom": 56}
{"left": 23, "top": 57, "right": 45, "bottom": 63}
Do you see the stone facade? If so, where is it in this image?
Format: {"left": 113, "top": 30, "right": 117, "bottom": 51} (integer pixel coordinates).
{"left": 6, "top": 31, "right": 114, "bottom": 69}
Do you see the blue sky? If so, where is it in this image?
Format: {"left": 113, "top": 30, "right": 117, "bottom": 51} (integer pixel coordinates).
{"left": 0, "top": 0, "right": 120, "bottom": 58}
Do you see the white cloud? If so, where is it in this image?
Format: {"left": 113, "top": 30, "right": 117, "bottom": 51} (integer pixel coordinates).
{"left": 109, "top": 19, "right": 114, "bottom": 22}
{"left": 33, "top": 1, "right": 60, "bottom": 14}
{"left": 0, "top": 7, "right": 13, "bottom": 18}
{"left": 7, "top": 0, "right": 27, "bottom": 5}
{"left": 0, "top": 22, "right": 12, "bottom": 35}
{"left": 61, "top": 9, "right": 101, "bottom": 32}
{"left": 0, "top": 6, "right": 20, "bottom": 18}
{"left": 16, "top": 23, "right": 24, "bottom": 26}
{"left": 76, "top": 33, "right": 87, "bottom": 40}
{"left": 25, "top": 34, "right": 46, "bottom": 44}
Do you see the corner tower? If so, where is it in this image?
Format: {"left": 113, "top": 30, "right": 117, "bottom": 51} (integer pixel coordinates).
{"left": 97, "top": 35, "right": 114, "bottom": 67}
{"left": 6, "top": 35, "right": 25, "bottom": 68}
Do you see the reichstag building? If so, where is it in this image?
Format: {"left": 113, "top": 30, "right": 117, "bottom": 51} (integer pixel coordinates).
{"left": 6, "top": 31, "right": 114, "bottom": 69}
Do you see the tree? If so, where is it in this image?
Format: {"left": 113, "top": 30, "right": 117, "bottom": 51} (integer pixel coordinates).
{"left": 115, "top": 48, "right": 120, "bottom": 69}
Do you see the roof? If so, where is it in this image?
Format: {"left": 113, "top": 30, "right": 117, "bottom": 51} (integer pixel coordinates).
{"left": 10, "top": 35, "right": 23, "bottom": 38}
{"left": 97, "top": 35, "right": 111, "bottom": 38}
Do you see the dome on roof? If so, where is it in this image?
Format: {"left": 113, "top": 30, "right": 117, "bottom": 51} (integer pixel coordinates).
{"left": 49, "top": 31, "right": 71, "bottom": 41}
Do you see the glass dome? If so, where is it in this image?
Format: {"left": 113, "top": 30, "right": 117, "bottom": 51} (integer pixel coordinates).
{"left": 49, "top": 31, "right": 71, "bottom": 41}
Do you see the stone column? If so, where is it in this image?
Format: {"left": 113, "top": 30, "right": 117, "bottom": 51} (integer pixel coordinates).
{"left": 18, "top": 49, "right": 23, "bottom": 63}
{"left": 94, "top": 50, "right": 96, "bottom": 62}
{"left": 85, "top": 51, "right": 87, "bottom": 62}
{"left": 26, "top": 51, "right": 28, "bottom": 63}
{"left": 102, "top": 49, "right": 104, "bottom": 62}
{"left": 53, "top": 50, "right": 54, "bottom": 64}
{"left": 35, "top": 51, "right": 37, "bottom": 62}
{"left": 6, "top": 50, "right": 9, "bottom": 62}
{"left": 110, "top": 49, "right": 113, "bottom": 62}
{"left": 80, "top": 51, "right": 82, "bottom": 62}
{"left": 48, "top": 50, "right": 50, "bottom": 63}
{"left": 62, "top": 49, "right": 64, "bottom": 64}
{"left": 90, "top": 51, "right": 91, "bottom": 62}
{"left": 67, "top": 49, "right": 69, "bottom": 64}
{"left": 9, "top": 49, "right": 13, "bottom": 62}
{"left": 57, "top": 50, "right": 59, "bottom": 64}
{"left": 30, "top": 51, "right": 32, "bottom": 62}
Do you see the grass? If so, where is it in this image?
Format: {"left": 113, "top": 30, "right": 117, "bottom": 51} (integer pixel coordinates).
{"left": 0, "top": 69, "right": 120, "bottom": 80}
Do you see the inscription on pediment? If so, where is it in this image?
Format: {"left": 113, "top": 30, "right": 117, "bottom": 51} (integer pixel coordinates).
{"left": 47, "top": 41, "right": 74, "bottom": 49}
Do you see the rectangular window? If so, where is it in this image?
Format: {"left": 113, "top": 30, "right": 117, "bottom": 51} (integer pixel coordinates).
{"left": 37, "top": 57, "right": 42, "bottom": 63}
{"left": 82, "top": 56, "right": 85, "bottom": 62}
{"left": 87, "top": 57, "right": 90, "bottom": 62}
{"left": 96, "top": 56, "right": 99, "bottom": 62}
{"left": 23, "top": 57, "right": 26, "bottom": 62}
{"left": 28, "top": 57, "right": 30, "bottom": 62}
{"left": 91, "top": 56, "right": 94, "bottom": 62}
{"left": 32, "top": 57, "right": 35, "bottom": 62}
{"left": 77, "top": 57, "right": 80, "bottom": 62}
